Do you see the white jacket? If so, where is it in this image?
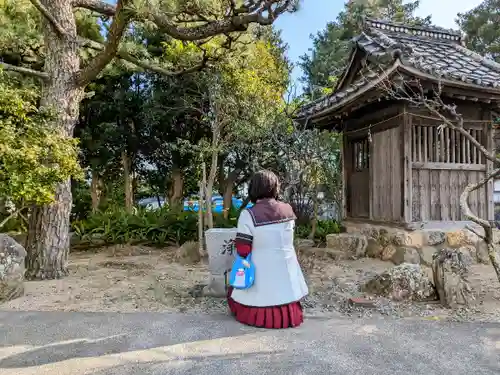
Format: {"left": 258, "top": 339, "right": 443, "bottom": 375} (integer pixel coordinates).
{"left": 231, "top": 207, "right": 309, "bottom": 307}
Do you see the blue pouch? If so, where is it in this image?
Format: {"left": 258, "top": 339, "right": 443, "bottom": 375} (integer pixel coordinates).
{"left": 229, "top": 253, "right": 255, "bottom": 289}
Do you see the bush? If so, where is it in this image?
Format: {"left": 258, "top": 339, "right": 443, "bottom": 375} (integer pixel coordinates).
{"left": 72, "top": 205, "right": 242, "bottom": 247}
{"left": 213, "top": 206, "right": 239, "bottom": 228}
{"left": 72, "top": 206, "right": 198, "bottom": 246}
{"left": 71, "top": 180, "right": 92, "bottom": 222}
{"left": 295, "top": 219, "right": 343, "bottom": 243}
{"left": 0, "top": 213, "right": 27, "bottom": 233}
{"left": 72, "top": 205, "right": 343, "bottom": 248}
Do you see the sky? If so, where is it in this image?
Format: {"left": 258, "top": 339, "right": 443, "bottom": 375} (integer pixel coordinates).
{"left": 274, "top": 0, "right": 484, "bottom": 89}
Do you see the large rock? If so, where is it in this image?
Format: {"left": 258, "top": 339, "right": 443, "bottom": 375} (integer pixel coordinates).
{"left": 295, "top": 239, "right": 315, "bottom": 250}
{"left": 432, "top": 248, "right": 474, "bottom": 308}
{"left": 446, "top": 231, "right": 468, "bottom": 248}
{"left": 361, "top": 263, "right": 436, "bottom": 301}
{"left": 419, "top": 246, "right": 438, "bottom": 267}
{"left": 424, "top": 231, "right": 446, "bottom": 246}
{"left": 391, "top": 247, "right": 420, "bottom": 265}
{"left": 0, "top": 234, "right": 26, "bottom": 302}
{"left": 390, "top": 232, "right": 412, "bottom": 247}
{"left": 301, "top": 247, "right": 349, "bottom": 261}
{"left": 457, "top": 246, "right": 476, "bottom": 265}
{"left": 325, "top": 233, "right": 367, "bottom": 259}
{"left": 380, "top": 244, "right": 397, "bottom": 261}
{"left": 366, "top": 238, "right": 384, "bottom": 258}
{"left": 176, "top": 241, "right": 201, "bottom": 265}
{"left": 475, "top": 241, "right": 491, "bottom": 264}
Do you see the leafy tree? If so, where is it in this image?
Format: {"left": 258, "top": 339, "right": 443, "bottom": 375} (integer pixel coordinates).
{"left": 0, "top": 0, "right": 295, "bottom": 279}
{"left": 0, "top": 72, "right": 81, "bottom": 229}
{"left": 299, "top": 0, "right": 431, "bottom": 97}
{"left": 457, "top": 0, "right": 500, "bottom": 63}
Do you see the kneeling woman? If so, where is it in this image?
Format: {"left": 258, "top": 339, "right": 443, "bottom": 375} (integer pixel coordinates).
{"left": 227, "top": 170, "right": 309, "bottom": 329}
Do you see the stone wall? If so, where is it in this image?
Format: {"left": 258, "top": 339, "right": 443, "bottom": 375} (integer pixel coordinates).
{"left": 324, "top": 223, "right": 498, "bottom": 266}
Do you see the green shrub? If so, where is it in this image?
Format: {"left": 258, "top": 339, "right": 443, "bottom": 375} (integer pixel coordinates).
{"left": 71, "top": 180, "right": 92, "bottom": 222}
{"left": 213, "top": 206, "right": 239, "bottom": 228}
{"left": 295, "top": 219, "right": 343, "bottom": 243}
{"left": 0, "top": 213, "right": 27, "bottom": 233}
{"left": 72, "top": 206, "right": 198, "bottom": 246}
{"left": 72, "top": 205, "right": 243, "bottom": 247}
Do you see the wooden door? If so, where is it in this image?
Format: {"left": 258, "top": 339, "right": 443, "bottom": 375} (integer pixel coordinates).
{"left": 348, "top": 138, "right": 370, "bottom": 218}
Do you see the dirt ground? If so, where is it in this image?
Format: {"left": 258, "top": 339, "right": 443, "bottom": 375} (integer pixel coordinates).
{"left": 1, "top": 245, "right": 499, "bottom": 321}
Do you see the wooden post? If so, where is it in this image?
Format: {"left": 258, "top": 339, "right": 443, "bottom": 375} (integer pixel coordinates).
{"left": 486, "top": 112, "right": 494, "bottom": 221}
{"left": 341, "top": 129, "right": 347, "bottom": 220}
{"left": 369, "top": 130, "right": 374, "bottom": 220}
{"left": 402, "top": 107, "right": 413, "bottom": 223}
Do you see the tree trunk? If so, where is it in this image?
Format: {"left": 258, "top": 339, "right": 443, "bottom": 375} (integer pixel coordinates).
{"left": 309, "top": 193, "right": 319, "bottom": 240}
{"left": 460, "top": 170, "right": 500, "bottom": 283}
{"left": 169, "top": 168, "right": 184, "bottom": 209}
{"left": 90, "top": 170, "right": 102, "bottom": 213}
{"left": 25, "top": 1, "right": 83, "bottom": 280}
{"left": 222, "top": 170, "right": 239, "bottom": 219}
{"left": 238, "top": 196, "right": 251, "bottom": 214}
{"left": 206, "top": 156, "right": 217, "bottom": 229}
{"left": 222, "top": 181, "right": 233, "bottom": 219}
{"left": 122, "top": 151, "right": 133, "bottom": 213}
{"left": 206, "top": 144, "right": 219, "bottom": 229}
{"left": 198, "top": 162, "right": 206, "bottom": 257}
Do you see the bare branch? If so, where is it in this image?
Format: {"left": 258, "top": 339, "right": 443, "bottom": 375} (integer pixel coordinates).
{"left": 465, "top": 224, "right": 486, "bottom": 242}
{"left": 75, "top": 0, "right": 132, "bottom": 87}
{"left": 0, "top": 62, "right": 49, "bottom": 81}
{"left": 460, "top": 167, "right": 500, "bottom": 228}
{"left": 80, "top": 38, "right": 209, "bottom": 77}
{"left": 461, "top": 167, "right": 500, "bottom": 282}
{"left": 72, "top": 0, "right": 116, "bottom": 17}
{"left": 369, "top": 66, "right": 500, "bottom": 282}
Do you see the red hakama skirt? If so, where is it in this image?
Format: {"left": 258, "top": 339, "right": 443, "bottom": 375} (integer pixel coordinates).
{"left": 227, "top": 286, "right": 304, "bottom": 329}
{"left": 229, "top": 232, "right": 304, "bottom": 329}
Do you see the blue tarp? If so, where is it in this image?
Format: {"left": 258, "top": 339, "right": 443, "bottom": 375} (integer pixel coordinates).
{"left": 183, "top": 196, "right": 252, "bottom": 213}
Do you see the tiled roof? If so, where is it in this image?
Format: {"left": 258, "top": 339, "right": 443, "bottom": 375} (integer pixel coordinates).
{"left": 297, "top": 18, "right": 500, "bottom": 120}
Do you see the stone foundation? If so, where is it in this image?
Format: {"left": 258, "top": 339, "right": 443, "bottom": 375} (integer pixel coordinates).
{"left": 325, "top": 222, "right": 499, "bottom": 266}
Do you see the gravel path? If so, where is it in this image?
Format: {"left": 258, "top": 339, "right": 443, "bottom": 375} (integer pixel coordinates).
{"left": 0, "top": 311, "right": 499, "bottom": 375}
{"left": 1, "top": 247, "right": 499, "bottom": 322}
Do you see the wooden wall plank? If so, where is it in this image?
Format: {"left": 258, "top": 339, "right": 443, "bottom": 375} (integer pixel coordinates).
{"left": 430, "top": 170, "right": 440, "bottom": 220}
{"left": 439, "top": 170, "right": 450, "bottom": 220}
{"left": 412, "top": 169, "right": 420, "bottom": 221}
{"left": 449, "top": 171, "right": 459, "bottom": 220}
{"left": 458, "top": 170, "right": 467, "bottom": 220}
{"left": 402, "top": 110, "right": 412, "bottom": 223}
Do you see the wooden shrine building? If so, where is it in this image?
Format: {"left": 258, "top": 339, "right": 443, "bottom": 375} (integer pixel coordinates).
{"left": 296, "top": 19, "right": 500, "bottom": 228}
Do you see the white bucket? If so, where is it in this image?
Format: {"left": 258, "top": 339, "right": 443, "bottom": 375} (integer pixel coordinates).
{"left": 203, "top": 228, "right": 237, "bottom": 297}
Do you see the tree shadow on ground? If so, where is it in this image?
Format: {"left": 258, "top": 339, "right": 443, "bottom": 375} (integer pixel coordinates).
{"left": 0, "top": 311, "right": 280, "bottom": 369}
{"left": 1, "top": 312, "right": 500, "bottom": 374}
{"left": 88, "top": 350, "right": 329, "bottom": 375}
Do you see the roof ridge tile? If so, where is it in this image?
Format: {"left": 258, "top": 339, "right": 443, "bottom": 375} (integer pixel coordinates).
{"left": 364, "top": 18, "right": 462, "bottom": 44}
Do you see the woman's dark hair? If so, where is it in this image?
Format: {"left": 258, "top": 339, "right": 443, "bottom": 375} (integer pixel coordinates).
{"left": 248, "top": 170, "right": 280, "bottom": 203}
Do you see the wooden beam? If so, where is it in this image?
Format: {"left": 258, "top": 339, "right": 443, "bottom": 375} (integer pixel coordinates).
{"left": 412, "top": 162, "right": 486, "bottom": 171}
